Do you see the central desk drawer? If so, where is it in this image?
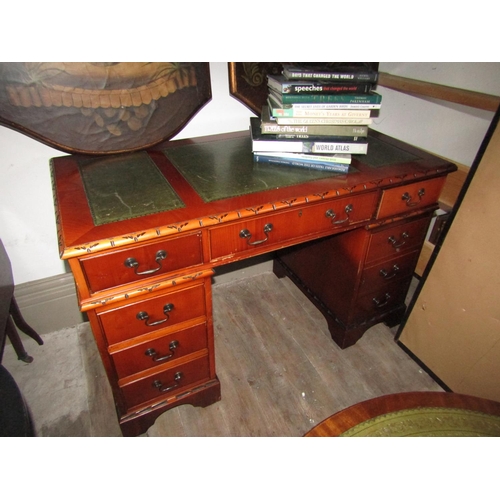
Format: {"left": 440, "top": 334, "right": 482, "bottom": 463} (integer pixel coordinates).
{"left": 80, "top": 232, "right": 203, "bottom": 294}
{"left": 98, "top": 282, "right": 208, "bottom": 345}
{"left": 209, "top": 192, "right": 378, "bottom": 261}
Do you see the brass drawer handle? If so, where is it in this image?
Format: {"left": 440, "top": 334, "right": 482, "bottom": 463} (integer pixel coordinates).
{"left": 325, "top": 204, "right": 353, "bottom": 225}
{"left": 388, "top": 232, "right": 409, "bottom": 248}
{"left": 124, "top": 250, "right": 167, "bottom": 275}
{"left": 136, "top": 303, "right": 174, "bottom": 327}
{"left": 373, "top": 293, "right": 391, "bottom": 308}
{"left": 152, "top": 372, "right": 183, "bottom": 393}
{"left": 145, "top": 340, "right": 179, "bottom": 362}
{"left": 239, "top": 223, "right": 273, "bottom": 245}
{"left": 379, "top": 264, "right": 400, "bottom": 280}
{"left": 402, "top": 188, "right": 426, "bottom": 207}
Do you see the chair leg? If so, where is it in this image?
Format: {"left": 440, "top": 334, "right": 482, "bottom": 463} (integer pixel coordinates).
{"left": 5, "top": 317, "right": 33, "bottom": 363}
{"left": 9, "top": 297, "right": 43, "bottom": 346}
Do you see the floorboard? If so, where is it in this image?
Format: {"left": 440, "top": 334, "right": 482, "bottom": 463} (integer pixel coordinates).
{"left": 149, "top": 272, "right": 443, "bottom": 437}
{"left": 3, "top": 271, "right": 442, "bottom": 437}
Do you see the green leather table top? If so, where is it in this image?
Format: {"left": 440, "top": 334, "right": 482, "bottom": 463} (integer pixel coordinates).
{"left": 163, "top": 136, "right": 351, "bottom": 203}
{"left": 361, "top": 134, "right": 419, "bottom": 168}
{"left": 77, "top": 133, "right": 420, "bottom": 226}
{"left": 78, "top": 151, "right": 185, "bottom": 226}
{"left": 341, "top": 407, "right": 500, "bottom": 437}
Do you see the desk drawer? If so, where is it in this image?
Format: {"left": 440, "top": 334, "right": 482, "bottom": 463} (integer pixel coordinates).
{"left": 119, "top": 353, "right": 211, "bottom": 409}
{"left": 110, "top": 322, "right": 208, "bottom": 379}
{"left": 209, "top": 192, "right": 377, "bottom": 261}
{"left": 359, "top": 250, "right": 420, "bottom": 296}
{"left": 365, "top": 216, "right": 430, "bottom": 265}
{"left": 98, "top": 282, "right": 208, "bottom": 345}
{"left": 377, "top": 177, "right": 446, "bottom": 219}
{"left": 352, "top": 278, "right": 412, "bottom": 322}
{"left": 80, "top": 232, "right": 203, "bottom": 293}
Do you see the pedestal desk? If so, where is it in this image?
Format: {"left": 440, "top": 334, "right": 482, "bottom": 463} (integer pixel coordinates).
{"left": 51, "top": 129, "right": 456, "bottom": 436}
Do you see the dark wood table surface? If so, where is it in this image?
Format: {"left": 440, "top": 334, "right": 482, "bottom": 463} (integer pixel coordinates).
{"left": 305, "top": 391, "right": 500, "bottom": 437}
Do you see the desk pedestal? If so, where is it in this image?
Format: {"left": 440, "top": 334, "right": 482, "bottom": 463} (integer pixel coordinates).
{"left": 275, "top": 212, "right": 432, "bottom": 349}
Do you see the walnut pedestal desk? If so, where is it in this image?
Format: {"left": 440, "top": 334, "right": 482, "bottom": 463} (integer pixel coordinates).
{"left": 50, "top": 130, "right": 456, "bottom": 436}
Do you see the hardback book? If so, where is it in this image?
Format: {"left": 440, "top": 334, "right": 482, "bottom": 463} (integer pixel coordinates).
{"left": 253, "top": 150, "right": 352, "bottom": 165}
{"left": 268, "top": 97, "right": 376, "bottom": 118}
{"left": 282, "top": 64, "right": 379, "bottom": 83}
{"left": 261, "top": 106, "right": 368, "bottom": 137}
{"left": 250, "top": 117, "right": 369, "bottom": 154}
{"left": 253, "top": 153, "right": 350, "bottom": 173}
{"left": 267, "top": 74, "right": 374, "bottom": 95}
{"left": 274, "top": 115, "right": 373, "bottom": 125}
{"left": 268, "top": 89, "right": 382, "bottom": 107}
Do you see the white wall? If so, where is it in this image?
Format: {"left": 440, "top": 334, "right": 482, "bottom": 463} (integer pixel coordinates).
{"left": 1, "top": 62, "right": 499, "bottom": 285}
{"left": 371, "top": 62, "right": 500, "bottom": 166}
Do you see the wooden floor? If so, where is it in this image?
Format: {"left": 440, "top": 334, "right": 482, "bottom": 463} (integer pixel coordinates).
{"left": 147, "top": 271, "right": 443, "bottom": 437}
{"left": 3, "top": 269, "right": 443, "bottom": 437}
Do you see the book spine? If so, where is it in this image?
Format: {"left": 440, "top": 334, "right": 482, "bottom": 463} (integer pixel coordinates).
{"left": 307, "top": 142, "right": 368, "bottom": 154}
{"left": 283, "top": 68, "right": 378, "bottom": 83}
{"left": 254, "top": 152, "right": 352, "bottom": 164}
{"left": 252, "top": 140, "right": 368, "bottom": 154}
{"left": 275, "top": 117, "right": 373, "bottom": 125}
{"left": 290, "top": 102, "right": 381, "bottom": 109}
{"left": 270, "top": 107, "right": 373, "bottom": 118}
{"left": 269, "top": 80, "right": 373, "bottom": 95}
{"left": 261, "top": 123, "right": 368, "bottom": 137}
{"left": 254, "top": 154, "right": 349, "bottom": 172}
{"left": 277, "top": 93, "right": 382, "bottom": 105}
{"left": 276, "top": 134, "right": 363, "bottom": 141}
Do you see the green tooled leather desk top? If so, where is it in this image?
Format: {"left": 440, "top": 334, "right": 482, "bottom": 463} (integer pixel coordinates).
{"left": 163, "top": 136, "right": 349, "bottom": 203}
{"left": 341, "top": 407, "right": 500, "bottom": 437}
{"left": 78, "top": 151, "right": 185, "bottom": 226}
{"left": 77, "top": 132, "right": 421, "bottom": 226}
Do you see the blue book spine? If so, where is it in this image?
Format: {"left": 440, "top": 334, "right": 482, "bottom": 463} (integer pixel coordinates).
{"left": 254, "top": 154, "right": 349, "bottom": 172}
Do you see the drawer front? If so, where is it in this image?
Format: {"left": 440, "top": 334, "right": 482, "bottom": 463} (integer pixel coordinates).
{"left": 80, "top": 232, "right": 203, "bottom": 293}
{"left": 209, "top": 192, "right": 378, "bottom": 261}
{"left": 99, "top": 282, "right": 207, "bottom": 345}
{"left": 120, "top": 354, "right": 210, "bottom": 409}
{"left": 377, "top": 177, "right": 446, "bottom": 219}
{"left": 365, "top": 216, "right": 430, "bottom": 265}
{"left": 359, "top": 250, "right": 420, "bottom": 296}
{"left": 352, "top": 278, "right": 412, "bottom": 322}
{"left": 111, "top": 322, "right": 208, "bottom": 379}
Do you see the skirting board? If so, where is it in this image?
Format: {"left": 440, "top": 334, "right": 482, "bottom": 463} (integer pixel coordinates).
{"left": 14, "top": 273, "right": 85, "bottom": 336}
{"left": 12, "top": 255, "right": 275, "bottom": 336}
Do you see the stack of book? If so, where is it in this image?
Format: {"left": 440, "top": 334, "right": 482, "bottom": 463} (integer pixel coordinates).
{"left": 251, "top": 64, "right": 381, "bottom": 173}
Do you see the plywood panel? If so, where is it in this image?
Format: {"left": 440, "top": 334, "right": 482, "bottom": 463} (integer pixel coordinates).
{"left": 399, "top": 113, "right": 500, "bottom": 401}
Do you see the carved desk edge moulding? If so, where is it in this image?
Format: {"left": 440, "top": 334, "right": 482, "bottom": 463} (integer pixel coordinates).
{"left": 227, "top": 62, "right": 379, "bottom": 114}
{"left": 0, "top": 62, "right": 212, "bottom": 155}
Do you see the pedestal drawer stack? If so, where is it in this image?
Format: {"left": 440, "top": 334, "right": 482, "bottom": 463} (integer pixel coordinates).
{"left": 275, "top": 176, "right": 447, "bottom": 349}
{"left": 71, "top": 235, "right": 220, "bottom": 436}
